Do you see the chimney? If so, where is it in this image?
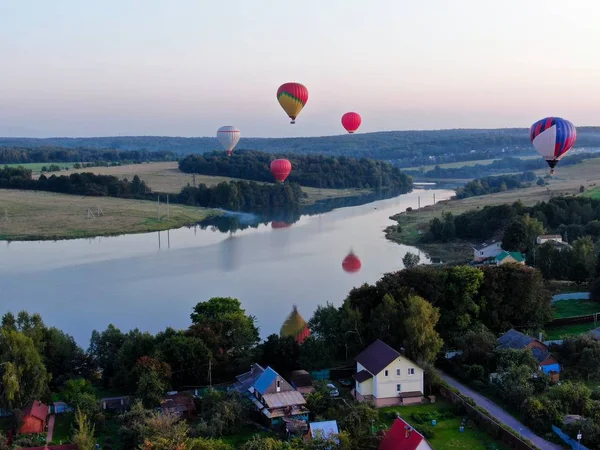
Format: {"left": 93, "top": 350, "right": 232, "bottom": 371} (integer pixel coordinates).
{"left": 539, "top": 332, "right": 543, "bottom": 342}
{"left": 399, "top": 347, "right": 406, "bottom": 356}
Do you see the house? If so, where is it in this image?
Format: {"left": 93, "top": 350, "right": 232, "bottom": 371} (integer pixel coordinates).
{"left": 379, "top": 417, "right": 433, "bottom": 450}
{"left": 160, "top": 392, "right": 196, "bottom": 418}
{"left": 241, "top": 366, "right": 309, "bottom": 426}
{"left": 537, "top": 234, "right": 563, "bottom": 245}
{"left": 472, "top": 239, "right": 503, "bottom": 262}
{"left": 289, "top": 370, "right": 314, "bottom": 395}
{"left": 497, "top": 329, "right": 560, "bottom": 380}
{"left": 233, "top": 363, "right": 266, "bottom": 395}
{"left": 20, "top": 401, "right": 49, "bottom": 435}
{"left": 51, "top": 402, "right": 73, "bottom": 414}
{"left": 352, "top": 340, "right": 424, "bottom": 407}
{"left": 307, "top": 420, "right": 339, "bottom": 443}
{"left": 476, "top": 251, "right": 525, "bottom": 266}
{"left": 101, "top": 396, "right": 131, "bottom": 412}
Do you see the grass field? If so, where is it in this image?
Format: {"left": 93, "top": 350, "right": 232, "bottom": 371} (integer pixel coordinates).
{"left": 552, "top": 299, "right": 600, "bottom": 319}
{"left": 545, "top": 323, "right": 597, "bottom": 340}
{"left": 5, "top": 162, "right": 79, "bottom": 173}
{"left": 377, "top": 400, "right": 508, "bottom": 450}
{"left": 0, "top": 189, "right": 218, "bottom": 240}
{"left": 50, "top": 413, "right": 73, "bottom": 444}
{"left": 48, "top": 161, "right": 369, "bottom": 204}
{"left": 402, "top": 154, "right": 539, "bottom": 172}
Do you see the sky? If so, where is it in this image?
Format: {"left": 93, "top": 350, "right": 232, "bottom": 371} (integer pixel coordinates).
{"left": 1, "top": 0, "right": 599, "bottom": 138}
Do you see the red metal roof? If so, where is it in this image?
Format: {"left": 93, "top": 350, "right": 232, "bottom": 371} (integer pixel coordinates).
{"left": 22, "top": 401, "right": 49, "bottom": 421}
{"left": 379, "top": 417, "right": 424, "bottom": 450}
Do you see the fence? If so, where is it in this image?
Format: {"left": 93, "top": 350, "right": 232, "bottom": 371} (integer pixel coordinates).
{"left": 549, "top": 312, "right": 600, "bottom": 327}
{"left": 439, "top": 385, "right": 538, "bottom": 450}
{"left": 552, "top": 425, "right": 589, "bottom": 450}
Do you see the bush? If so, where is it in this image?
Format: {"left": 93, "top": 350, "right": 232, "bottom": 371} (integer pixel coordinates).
{"left": 415, "top": 424, "right": 435, "bottom": 439}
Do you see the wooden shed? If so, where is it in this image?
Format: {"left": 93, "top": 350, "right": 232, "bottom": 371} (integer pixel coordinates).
{"left": 20, "top": 401, "right": 49, "bottom": 435}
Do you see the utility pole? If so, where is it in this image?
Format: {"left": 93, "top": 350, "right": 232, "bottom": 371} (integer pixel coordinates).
{"left": 167, "top": 194, "right": 170, "bottom": 219}
{"left": 418, "top": 196, "right": 421, "bottom": 211}
{"left": 157, "top": 196, "right": 160, "bottom": 221}
{"left": 167, "top": 230, "right": 170, "bottom": 249}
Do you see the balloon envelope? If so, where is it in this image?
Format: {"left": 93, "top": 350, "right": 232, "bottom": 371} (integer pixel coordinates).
{"left": 277, "top": 82, "right": 308, "bottom": 124}
{"left": 341, "top": 112, "right": 362, "bottom": 134}
{"left": 530, "top": 117, "right": 576, "bottom": 172}
{"left": 217, "top": 126, "right": 240, "bottom": 156}
{"left": 342, "top": 251, "right": 362, "bottom": 273}
{"left": 271, "top": 221, "right": 292, "bottom": 229}
{"left": 270, "top": 159, "right": 292, "bottom": 182}
{"left": 280, "top": 305, "right": 311, "bottom": 344}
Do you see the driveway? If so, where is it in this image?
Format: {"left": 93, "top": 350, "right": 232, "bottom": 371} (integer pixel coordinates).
{"left": 440, "top": 373, "right": 563, "bottom": 450}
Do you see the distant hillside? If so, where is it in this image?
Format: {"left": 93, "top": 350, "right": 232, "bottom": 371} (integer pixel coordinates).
{"left": 3, "top": 128, "right": 600, "bottom": 168}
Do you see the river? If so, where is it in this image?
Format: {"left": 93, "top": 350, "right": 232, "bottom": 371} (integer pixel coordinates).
{"left": 0, "top": 188, "right": 454, "bottom": 347}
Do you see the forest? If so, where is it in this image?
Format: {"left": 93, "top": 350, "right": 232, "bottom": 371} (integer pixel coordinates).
{"left": 0, "top": 146, "right": 177, "bottom": 164}
{"left": 0, "top": 166, "right": 303, "bottom": 213}
{"left": 4, "top": 127, "right": 600, "bottom": 167}
{"left": 455, "top": 171, "right": 537, "bottom": 199}
{"left": 409, "top": 152, "right": 600, "bottom": 179}
{"left": 179, "top": 150, "right": 413, "bottom": 190}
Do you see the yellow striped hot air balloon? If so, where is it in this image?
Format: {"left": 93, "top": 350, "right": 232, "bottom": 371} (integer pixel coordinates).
{"left": 280, "top": 305, "right": 311, "bottom": 344}
{"left": 277, "top": 82, "right": 308, "bottom": 124}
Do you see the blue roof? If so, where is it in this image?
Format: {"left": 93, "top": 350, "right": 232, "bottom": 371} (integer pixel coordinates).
{"left": 254, "top": 366, "right": 279, "bottom": 395}
{"left": 310, "top": 420, "right": 339, "bottom": 441}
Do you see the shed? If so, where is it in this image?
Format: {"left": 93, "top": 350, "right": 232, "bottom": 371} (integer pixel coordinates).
{"left": 20, "top": 401, "right": 49, "bottom": 435}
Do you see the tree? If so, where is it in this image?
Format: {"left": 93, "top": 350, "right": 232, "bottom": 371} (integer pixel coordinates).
{"left": 502, "top": 218, "right": 528, "bottom": 252}
{"left": 403, "top": 296, "right": 443, "bottom": 364}
{"left": 0, "top": 329, "right": 50, "bottom": 409}
{"left": 257, "top": 335, "right": 301, "bottom": 375}
{"left": 189, "top": 438, "right": 233, "bottom": 450}
{"left": 402, "top": 252, "right": 420, "bottom": 269}
{"left": 536, "top": 178, "right": 545, "bottom": 186}
{"left": 118, "top": 400, "right": 154, "bottom": 449}
{"left": 89, "top": 324, "right": 126, "bottom": 387}
{"left": 522, "top": 397, "right": 563, "bottom": 433}
{"left": 141, "top": 410, "right": 190, "bottom": 450}
{"left": 305, "top": 382, "right": 337, "bottom": 418}
{"left": 571, "top": 236, "right": 596, "bottom": 282}
{"left": 194, "top": 389, "right": 250, "bottom": 438}
{"left": 72, "top": 409, "right": 96, "bottom": 450}
{"left": 137, "top": 370, "right": 167, "bottom": 409}
{"left": 456, "top": 328, "right": 497, "bottom": 369}
{"left": 548, "top": 381, "right": 592, "bottom": 415}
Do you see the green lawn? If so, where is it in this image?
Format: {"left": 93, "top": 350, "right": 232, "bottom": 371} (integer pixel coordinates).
{"left": 50, "top": 413, "right": 73, "bottom": 444}
{"left": 4, "top": 162, "right": 78, "bottom": 173}
{"left": 552, "top": 299, "right": 600, "bottom": 319}
{"left": 582, "top": 186, "right": 600, "bottom": 199}
{"left": 96, "top": 416, "right": 122, "bottom": 450}
{"left": 221, "top": 428, "right": 274, "bottom": 446}
{"left": 545, "top": 322, "right": 598, "bottom": 340}
{"left": 377, "top": 400, "right": 508, "bottom": 450}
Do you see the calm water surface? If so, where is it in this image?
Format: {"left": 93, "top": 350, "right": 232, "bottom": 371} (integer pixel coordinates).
{"left": 0, "top": 189, "right": 453, "bottom": 346}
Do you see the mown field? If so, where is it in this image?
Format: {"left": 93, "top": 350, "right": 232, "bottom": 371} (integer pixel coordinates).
{"left": 402, "top": 154, "right": 539, "bottom": 172}
{"left": 552, "top": 299, "right": 600, "bottom": 319}
{"left": 377, "top": 400, "right": 509, "bottom": 450}
{"left": 46, "top": 161, "right": 369, "bottom": 204}
{"left": 0, "top": 189, "right": 217, "bottom": 240}
{"left": 5, "top": 162, "right": 79, "bottom": 172}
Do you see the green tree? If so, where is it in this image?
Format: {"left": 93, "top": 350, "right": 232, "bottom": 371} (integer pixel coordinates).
{"left": 403, "top": 295, "right": 443, "bottom": 364}
{"left": 189, "top": 438, "right": 234, "bottom": 450}
{"left": 571, "top": 236, "right": 596, "bottom": 282}
{"left": 257, "top": 334, "right": 301, "bottom": 376}
{"left": 136, "top": 370, "right": 166, "bottom": 409}
{"left": 548, "top": 381, "right": 592, "bottom": 415}
{"left": 0, "top": 329, "right": 50, "bottom": 409}
{"left": 118, "top": 400, "right": 154, "bottom": 449}
{"left": 402, "top": 252, "right": 420, "bottom": 269}
{"left": 89, "top": 324, "right": 126, "bottom": 387}
{"left": 72, "top": 409, "right": 96, "bottom": 450}
{"left": 521, "top": 397, "right": 563, "bottom": 433}
{"left": 502, "top": 218, "right": 528, "bottom": 252}
{"left": 456, "top": 328, "right": 497, "bottom": 369}
{"left": 141, "top": 410, "right": 190, "bottom": 450}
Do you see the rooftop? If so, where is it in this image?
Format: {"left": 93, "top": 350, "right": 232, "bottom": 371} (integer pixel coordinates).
{"left": 309, "top": 420, "right": 339, "bottom": 441}
{"left": 353, "top": 370, "right": 373, "bottom": 383}
{"left": 22, "top": 401, "right": 49, "bottom": 422}
{"left": 254, "top": 366, "right": 280, "bottom": 395}
{"left": 496, "top": 251, "right": 524, "bottom": 263}
{"left": 497, "top": 329, "right": 535, "bottom": 350}
{"left": 472, "top": 239, "right": 501, "bottom": 251}
{"left": 355, "top": 339, "right": 402, "bottom": 376}
{"left": 262, "top": 390, "right": 306, "bottom": 409}
{"left": 379, "top": 417, "right": 425, "bottom": 450}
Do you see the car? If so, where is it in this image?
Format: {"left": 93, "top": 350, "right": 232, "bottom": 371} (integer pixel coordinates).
{"left": 326, "top": 383, "right": 339, "bottom": 397}
{"left": 340, "top": 379, "right": 352, "bottom": 387}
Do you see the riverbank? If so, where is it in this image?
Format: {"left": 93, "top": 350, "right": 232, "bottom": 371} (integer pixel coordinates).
{"left": 0, "top": 189, "right": 220, "bottom": 241}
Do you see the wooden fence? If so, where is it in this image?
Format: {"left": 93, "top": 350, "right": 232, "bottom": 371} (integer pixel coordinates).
{"left": 439, "top": 386, "right": 538, "bottom": 450}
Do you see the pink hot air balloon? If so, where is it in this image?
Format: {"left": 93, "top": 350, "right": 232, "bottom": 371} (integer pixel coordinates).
{"left": 270, "top": 159, "right": 292, "bottom": 182}
{"left": 341, "top": 112, "right": 362, "bottom": 134}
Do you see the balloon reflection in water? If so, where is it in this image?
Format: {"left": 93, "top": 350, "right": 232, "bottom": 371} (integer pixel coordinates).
{"left": 219, "top": 235, "right": 240, "bottom": 272}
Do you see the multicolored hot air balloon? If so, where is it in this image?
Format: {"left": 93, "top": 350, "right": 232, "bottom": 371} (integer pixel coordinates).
{"left": 341, "top": 112, "right": 362, "bottom": 134}
{"left": 530, "top": 117, "right": 577, "bottom": 174}
{"left": 270, "top": 159, "right": 292, "bottom": 182}
{"left": 280, "top": 305, "right": 311, "bottom": 344}
{"left": 217, "top": 126, "right": 240, "bottom": 157}
{"left": 342, "top": 251, "right": 362, "bottom": 273}
{"left": 277, "top": 82, "right": 308, "bottom": 124}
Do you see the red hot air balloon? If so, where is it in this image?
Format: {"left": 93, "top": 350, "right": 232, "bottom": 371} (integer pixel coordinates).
{"left": 342, "top": 251, "right": 362, "bottom": 273}
{"left": 271, "top": 221, "right": 292, "bottom": 229}
{"left": 341, "top": 112, "right": 362, "bottom": 134}
{"left": 270, "top": 159, "right": 292, "bottom": 182}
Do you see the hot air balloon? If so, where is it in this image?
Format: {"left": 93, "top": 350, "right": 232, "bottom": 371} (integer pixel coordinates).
{"left": 342, "top": 251, "right": 362, "bottom": 273}
{"left": 270, "top": 159, "right": 292, "bottom": 182}
{"left": 341, "top": 112, "right": 362, "bottom": 134}
{"left": 217, "top": 126, "right": 240, "bottom": 156}
{"left": 530, "top": 117, "right": 577, "bottom": 174}
{"left": 277, "top": 82, "right": 308, "bottom": 124}
{"left": 280, "top": 305, "right": 311, "bottom": 344}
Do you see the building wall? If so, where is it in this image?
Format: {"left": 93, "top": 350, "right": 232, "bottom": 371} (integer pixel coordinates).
{"left": 356, "top": 377, "right": 373, "bottom": 396}
{"left": 373, "top": 356, "right": 424, "bottom": 399}
{"left": 264, "top": 375, "right": 294, "bottom": 394}
{"left": 20, "top": 415, "right": 44, "bottom": 434}
{"left": 473, "top": 243, "right": 502, "bottom": 261}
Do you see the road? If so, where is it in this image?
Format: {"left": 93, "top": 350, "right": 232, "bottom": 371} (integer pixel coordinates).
{"left": 440, "top": 373, "right": 563, "bottom": 450}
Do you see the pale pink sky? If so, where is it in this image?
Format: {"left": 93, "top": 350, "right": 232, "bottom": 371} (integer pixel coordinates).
{"left": 1, "top": 0, "right": 599, "bottom": 137}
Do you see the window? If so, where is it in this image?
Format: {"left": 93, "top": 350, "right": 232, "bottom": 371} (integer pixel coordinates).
{"left": 480, "top": 251, "right": 483, "bottom": 256}
{"left": 408, "top": 368, "right": 415, "bottom": 375}
{"left": 396, "top": 369, "right": 400, "bottom": 376}
{"left": 396, "top": 384, "right": 401, "bottom": 392}
{"left": 276, "top": 380, "right": 280, "bottom": 390}
{"left": 384, "top": 370, "right": 389, "bottom": 377}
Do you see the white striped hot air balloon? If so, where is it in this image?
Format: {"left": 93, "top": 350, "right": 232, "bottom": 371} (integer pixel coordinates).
{"left": 216, "top": 126, "right": 240, "bottom": 156}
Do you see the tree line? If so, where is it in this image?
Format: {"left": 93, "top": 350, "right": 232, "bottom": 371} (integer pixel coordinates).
{"left": 178, "top": 150, "right": 413, "bottom": 190}
{"left": 0, "top": 166, "right": 303, "bottom": 213}
{"left": 0, "top": 146, "right": 177, "bottom": 164}
{"left": 455, "top": 171, "right": 536, "bottom": 199}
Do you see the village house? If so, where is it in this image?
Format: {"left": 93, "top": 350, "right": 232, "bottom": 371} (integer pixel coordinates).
{"left": 20, "top": 401, "right": 49, "bottom": 435}
{"left": 536, "top": 234, "right": 564, "bottom": 245}
{"left": 497, "top": 329, "right": 560, "bottom": 381}
{"left": 352, "top": 340, "right": 424, "bottom": 407}
{"left": 379, "top": 416, "right": 433, "bottom": 450}
{"left": 236, "top": 365, "right": 309, "bottom": 426}
{"left": 307, "top": 420, "right": 339, "bottom": 444}
{"left": 472, "top": 250, "right": 525, "bottom": 267}
{"left": 160, "top": 392, "right": 196, "bottom": 419}
{"left": 472, "top": 239, "right": 503, "bottom": 262}
{"left": 289, "top": 370, "right": 314, "bottom": 395}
